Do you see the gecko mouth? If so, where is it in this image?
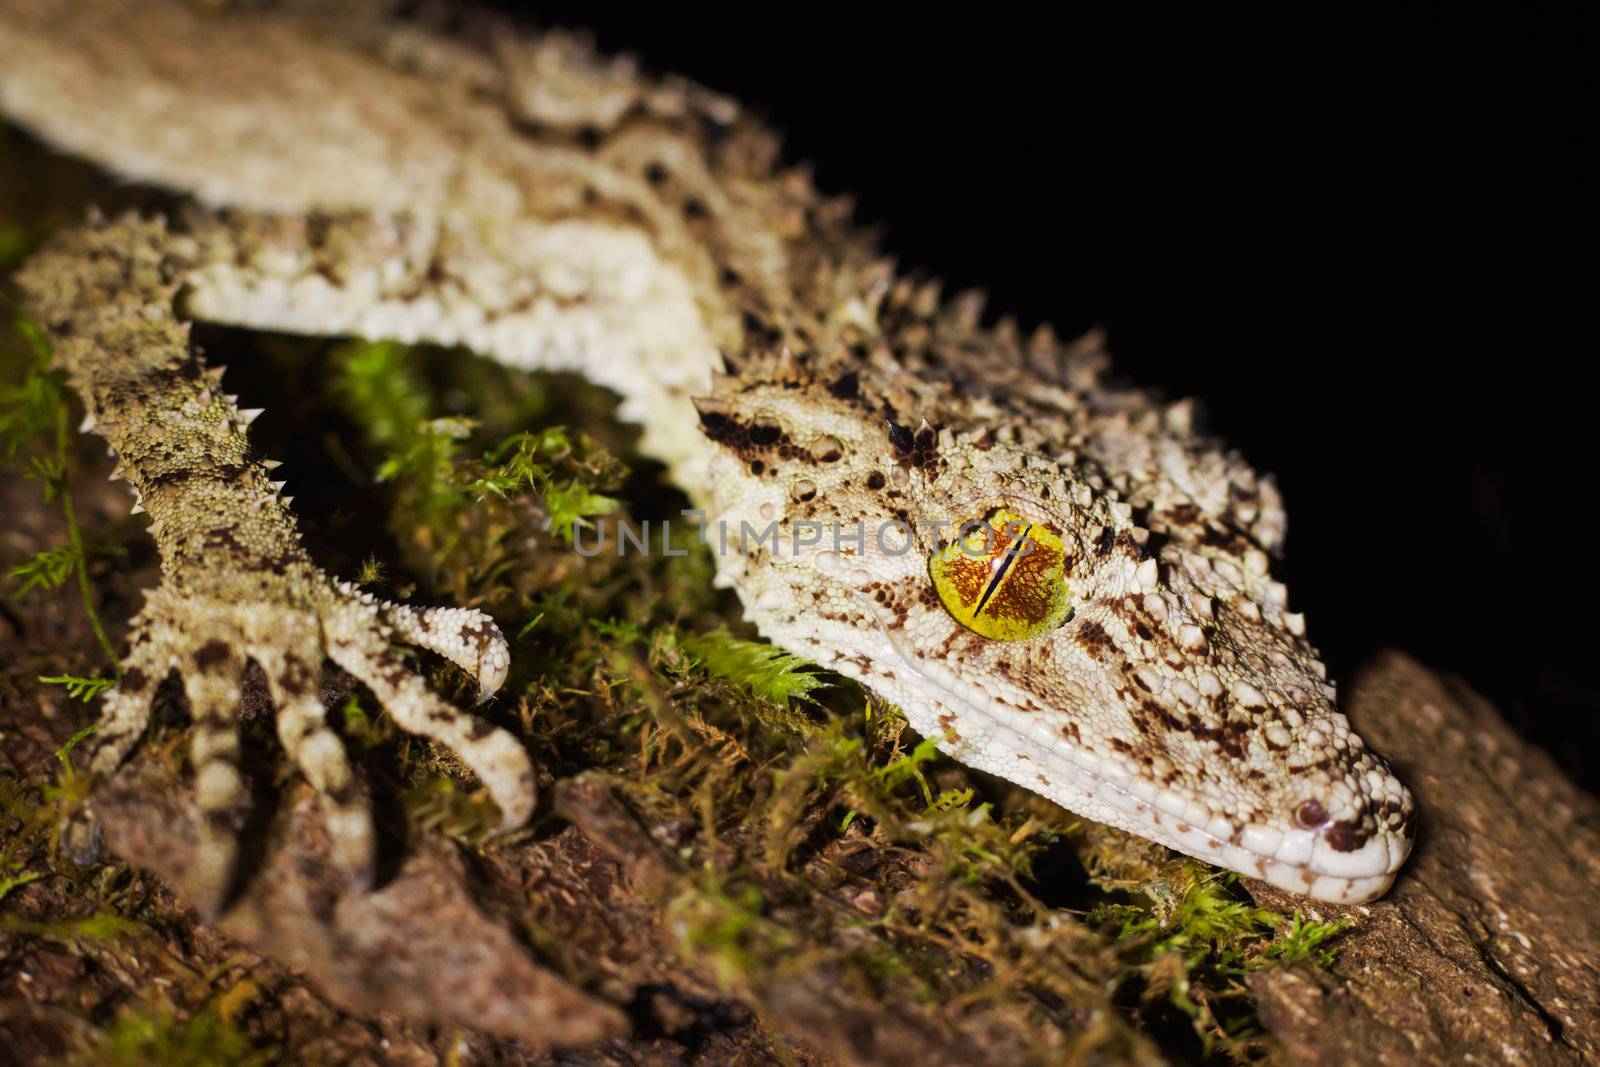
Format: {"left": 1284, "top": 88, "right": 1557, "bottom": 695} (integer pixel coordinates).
{"left": 852, "top": 594, "right": 1411, "bottom": 904}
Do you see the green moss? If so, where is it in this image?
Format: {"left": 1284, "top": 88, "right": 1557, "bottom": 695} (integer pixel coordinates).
{"left": 1089, "top": 864, "right": 1352, "bottom": 1055}
{"left": 0, "top": 909, "right": 145, "bottom": 949}
{"left": 678, "top": 629, "right": 830, "bottom": 710}
{"left": 403, "top": 776, "right": 507, "bottom": 847}
{"left": 0, "top": 225, "right": 28, "bottom": 270}
{"left": 665, "top": 868, "right": 794, "bottom": 990}
{"left": 0, "top": 849, "right": 41, "bottom": 902}
{"left": 1259, "top": 909, "right": 1351, "bottom": 969}
{"left": 68, "top": 987, "right": 269, "bottom": 1067}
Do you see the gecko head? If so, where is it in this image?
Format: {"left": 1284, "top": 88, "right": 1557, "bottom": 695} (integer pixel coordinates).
{"left": 694, "top": 361, "right": 1415, "bottom": 903}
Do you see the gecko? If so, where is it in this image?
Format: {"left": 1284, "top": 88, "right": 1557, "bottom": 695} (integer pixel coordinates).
{"left": 0, "top": 0, "right": 1414, "bottom": 907}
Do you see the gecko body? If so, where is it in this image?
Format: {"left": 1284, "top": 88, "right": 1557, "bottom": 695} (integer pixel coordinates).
{"left": 0, "top": 0, "right": 1414, "bottom": 905}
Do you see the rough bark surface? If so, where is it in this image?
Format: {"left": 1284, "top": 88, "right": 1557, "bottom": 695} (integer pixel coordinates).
{"left": 91, "top": 770, "right": 628, "bottom": 1050}
{"left": 1245, "top": 652, "right": 1598, "bottom": 1065}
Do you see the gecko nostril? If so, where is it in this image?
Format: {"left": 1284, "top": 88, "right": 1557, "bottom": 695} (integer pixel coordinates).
{"left": 1294, "top": 799, "right": 1329, "bottom": 829}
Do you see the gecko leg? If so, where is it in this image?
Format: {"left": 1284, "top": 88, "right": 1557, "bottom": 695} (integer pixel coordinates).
{"left": 18, "top": 214, "right": 535, "bottom": 910}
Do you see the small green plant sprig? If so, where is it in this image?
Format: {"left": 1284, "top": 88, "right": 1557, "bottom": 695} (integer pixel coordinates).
{"left": 334, "top": 340, "right": 623, "bottom": 542}
{"left": 1, "top": 311, "right": 120, "bottom": 692}
{"left": 678, "top": 628, "right": 829, "bottom": 708}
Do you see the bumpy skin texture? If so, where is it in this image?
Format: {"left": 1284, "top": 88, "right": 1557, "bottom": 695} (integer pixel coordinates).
{"left": 0, "top": 0, "right": 1414, "bottom": 903}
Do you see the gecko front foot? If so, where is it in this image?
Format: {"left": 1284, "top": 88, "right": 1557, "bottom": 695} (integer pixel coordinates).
{"left": 71, "top": 575, "right": 533, "bottom": 913}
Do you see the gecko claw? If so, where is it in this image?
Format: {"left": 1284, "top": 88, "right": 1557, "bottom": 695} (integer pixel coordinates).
{"left": 58, "top": 809, "right": 102, "bottom": 867}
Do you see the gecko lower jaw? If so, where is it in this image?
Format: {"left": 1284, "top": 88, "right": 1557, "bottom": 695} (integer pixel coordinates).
{"left": 1088, "top": 770, "right": 1411, "bottom": 904}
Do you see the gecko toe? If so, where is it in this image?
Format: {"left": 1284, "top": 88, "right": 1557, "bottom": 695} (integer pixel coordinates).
{"left": 253, "top": 639, "right": 376, "bottom": 889}
{"left": 375, "top": 599, "right": 511, "bottom": 698}
{"left": 327, "top": 603, "right": 536, "bottom": 829}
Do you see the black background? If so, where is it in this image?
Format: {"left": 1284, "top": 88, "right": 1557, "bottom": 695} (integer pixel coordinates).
{"left": 511, "top": 8, "right": 1557, "bottom": 784}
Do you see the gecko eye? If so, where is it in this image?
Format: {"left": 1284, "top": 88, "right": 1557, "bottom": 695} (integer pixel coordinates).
{"left": 928, "top": 507, "right": 1074, "bottom": 640}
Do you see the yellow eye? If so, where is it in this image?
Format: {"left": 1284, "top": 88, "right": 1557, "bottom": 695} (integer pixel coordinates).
{"left": 929, "top": 508, "right": 1074, "bottom": 640}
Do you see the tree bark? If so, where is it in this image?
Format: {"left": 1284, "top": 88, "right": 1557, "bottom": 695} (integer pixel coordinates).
{"left": 1247, "top": 652, "right": 1598, "bottom": 1065}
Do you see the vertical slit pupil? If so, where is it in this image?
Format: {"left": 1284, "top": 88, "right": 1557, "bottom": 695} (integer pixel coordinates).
{"left": 975, "top": 523, "right": 1032, "bottom": 616}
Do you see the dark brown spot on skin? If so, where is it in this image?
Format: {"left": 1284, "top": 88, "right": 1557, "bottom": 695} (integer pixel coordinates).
{"left": 827, "top": 371, "right": 859, "bottom": 400}
{"left": 1188, "top": 718, "right": 1246, "bottom": 759}
{"left": 460, "top": 619, "right": 496, "bottom": 641}
{"left": 1168, "top": 503, "right": 1203, "bottom": 527}
{"left": 750, "top": 460, "right": 764, "bottom": 474}
{"left": 1074, "top": 620, "right": 1114, "bottom": 659}
{"left": 749, "top": 421, "right": 781, "bottom": 446}
{"left": 325, "top": 780, "right": 359, "bottom": 807}
{"left": 121, "top": 667, "right": 148, "bottom": 692}
{"left": 192, "top": 640, "right": 232, "bottom": 671}
{"left": 644, "top": 161, "right": 668, "bottom": 185}
{"left": 1144, "top": 700, "right": 1189, "bottom": 736}
{"left": 1197, "top": 523, "right": 1249, "bottom": 554}
{"left": 144, "top": 461, "right": 250, "bottom": 491}
{"left": 1323, "top": 819, "right": 1370, "bottom": 852}
{"left": 865, "top": 471, "right": 886, "bottom": 490}
{"left": 279, "top": 654, "right": 314, "bottom": 697}
{"left": 1113, "top": 530, "right": 1150, "bottom": 560}
{"left": 205, "top": 808, "right": 245, "bottom": 832}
